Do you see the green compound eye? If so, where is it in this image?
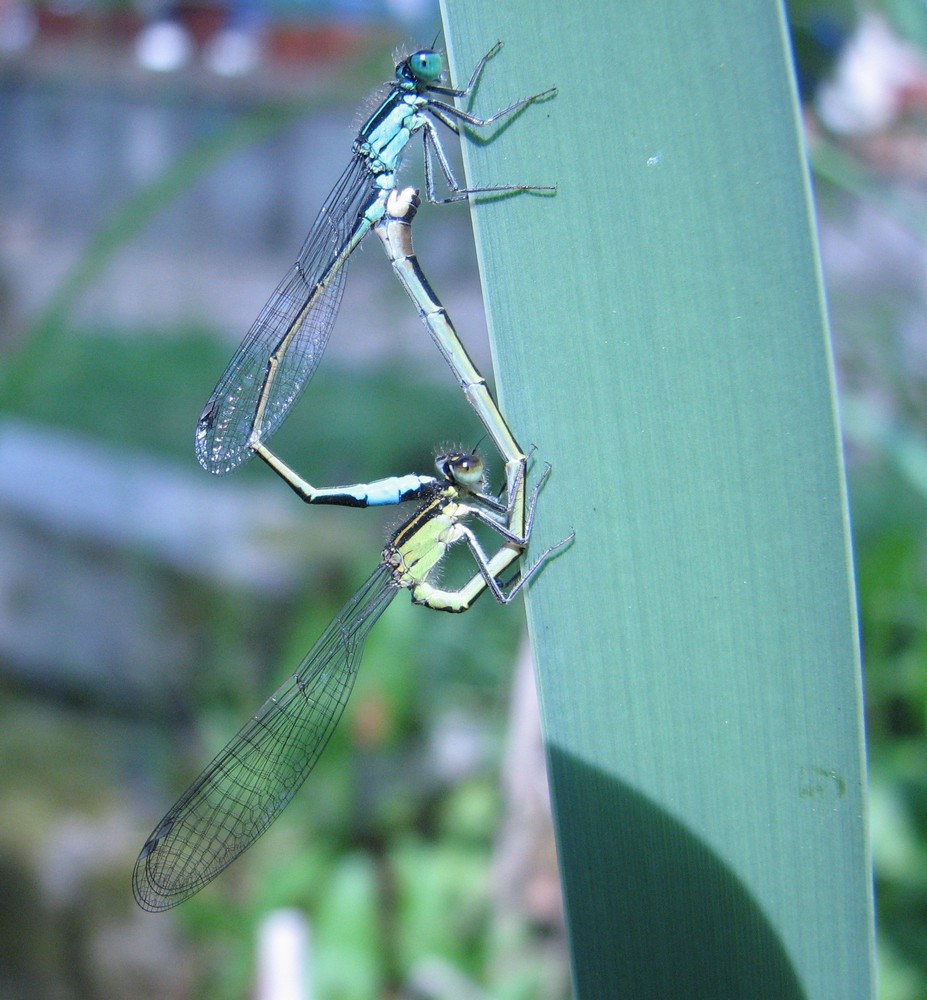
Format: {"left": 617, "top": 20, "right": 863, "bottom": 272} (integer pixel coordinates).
{"left": 407, "top": 50, "right": 442, "bottom": 84}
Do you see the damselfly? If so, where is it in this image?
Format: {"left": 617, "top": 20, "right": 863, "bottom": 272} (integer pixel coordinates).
{"left": 196, "top": 42, "right": 555, "bottom": 485}
{"left": 133, "top": 448, "right": 569, "bottom": 911}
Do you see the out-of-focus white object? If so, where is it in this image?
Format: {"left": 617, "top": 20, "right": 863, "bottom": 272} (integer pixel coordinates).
{"left": 204, "top": 25, "right": 261, "bottom": 77}
{"left": 135, "top": 17, "right": 195, "bottom": 73}
{"left": 256, "top": 909, "right": 312, "bottom": 1000}
{"left": 817, "top": 12, "right": 927, "bottom": 134}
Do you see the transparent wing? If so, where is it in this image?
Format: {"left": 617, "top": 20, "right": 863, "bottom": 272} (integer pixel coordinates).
{"left": 133, "top": 565, "right": 397, "bottom": 911}
{"left": 195, "top": 155, "right": 380, "bottom": 474}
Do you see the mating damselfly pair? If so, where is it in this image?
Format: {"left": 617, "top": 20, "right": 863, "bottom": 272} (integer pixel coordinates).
{"left": 133, "top": 41, "right": 568, "bottom": 912}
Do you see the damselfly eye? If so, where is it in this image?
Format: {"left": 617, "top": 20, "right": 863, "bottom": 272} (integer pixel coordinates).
{"left": 435, "top": 451, "right": 482, "bottom": 485}
{"left": 407, "top": 50, "right": 442, "bottom": 84}
{"left": 452, "top": 453, "right": 484, "bottom": 487}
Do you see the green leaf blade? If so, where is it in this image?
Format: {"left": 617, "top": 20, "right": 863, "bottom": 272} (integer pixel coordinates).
{"left": 440, "top": 2, "right": 875, "bottom": 997}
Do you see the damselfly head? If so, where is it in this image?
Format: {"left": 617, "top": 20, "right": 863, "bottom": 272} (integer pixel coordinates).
{"left": 398, "top": 49, "right": 443, "bottom": 85}
{"left": 436, "top": 450, "right": 484, "bottom": 489}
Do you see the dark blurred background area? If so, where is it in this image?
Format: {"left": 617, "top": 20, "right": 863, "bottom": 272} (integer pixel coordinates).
{"left": 1, "top": 1, "right": 927, "bottom": 998}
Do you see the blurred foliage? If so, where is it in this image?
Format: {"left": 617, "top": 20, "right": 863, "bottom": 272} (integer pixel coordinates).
{"left": 780, "top": 0, "right": 927, "bottom": 993}
{"left": 850, "top": 423, "right": 927, "bottom": 1000}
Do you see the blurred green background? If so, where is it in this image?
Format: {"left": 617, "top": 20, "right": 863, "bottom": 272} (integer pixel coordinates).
{"left": 0, "top": 1, "right": 924, "bottom": 997}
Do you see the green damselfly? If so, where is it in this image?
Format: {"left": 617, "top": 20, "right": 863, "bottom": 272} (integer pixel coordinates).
{"left": 196, "top": 42, "right": 555, "bottom": 492}
{"left": 133, "top": 448, "right": 569, "bottom": 911}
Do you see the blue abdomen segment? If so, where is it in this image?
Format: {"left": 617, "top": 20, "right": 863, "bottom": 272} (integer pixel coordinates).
{"left": 317, "top": 473, "right": 438, "bottom": 508}
{"left": 362, "top": 473, "right": 437, "bottom": 506}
